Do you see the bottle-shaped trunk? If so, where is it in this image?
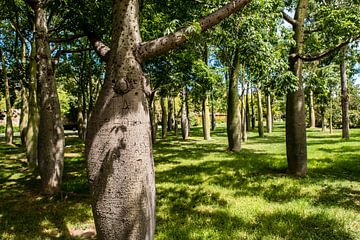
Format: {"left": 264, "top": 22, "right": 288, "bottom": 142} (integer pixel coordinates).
{"left": 19, "top": 41, "right": 29, "bottom": 145}
{"left": 34, "top": 5, "right": 64, "bottom": 194}
{"left": 161, "top": 97, "right": 168, "bottom": 138}
{"left": 227, "top": 48, "right": 241, "bottom": 152}
{"left": 257, "top": 88, "right": 264, "bottom": 138}
{"left": 309, "top": 89, "right": 316, "bottom": 128}
{"left": 202, "top": 92, "right": 211, "bottom": 140}
{"left": 266, "top": 94, "right": 272, "bottom": 133}
{"left": 1, "top": 49, "right": 13, "bottom": 144}
{"left": 340, "top": 47, "right": 350, "bottom": 139}
{"left": 26, "top": 35, "right": 39, "bottom": 170}
{"left": 181, "top": 87, "right": 189, "bottom": 140}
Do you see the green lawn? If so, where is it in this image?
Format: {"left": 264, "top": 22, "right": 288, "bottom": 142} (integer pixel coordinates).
{"left": 0, "top": 124, "right": 359, "bottom": 239}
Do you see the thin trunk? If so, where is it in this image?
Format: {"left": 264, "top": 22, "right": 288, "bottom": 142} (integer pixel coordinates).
{"left": 257, "top": 88, "right": 264, "bottom": 138}
{"left": 250, "top": 86, "right": 256, "bottom": 130}
{"left": 227, "top": 48, "right": 241, "bottom": 152}
{"left": 149, "top": 93, "right": 157, "bottom": 144}
{"left": 202, "top": 92, "right": 211, "bottom": 140}
{"left": 286, "top": 0, "right": 308, "bottom": 176}
{"left": 173, "top": 99, "right": 178, "bottom": 136}
{"left": 309, "top": 89, "right": 315, "bottom": 128}
{"left": 211, "top": 93, "right": 216, "bottom": 131}
{"left": 245, "top": 81, "right": 250, "bottom": 131}
{"left": 26, "top": 33, "right": 39, "bottom": 170}
{"left": 1, "top": 49, "right": 13, "bottom": 144}
{"left": 321, "top": 110, "right": 326, "bottom": 132}
{"left": 161, "top": 97, "right": 168, "bottom": 138}
{"left": 167, "top": 97, "right": 174, "bottom": 131}
{"left": 19, "top": 41, "right": 29, "bottom": 145}
{"left": 266, "top": 94, "right": 272, "bottom": 133}
{"left": 181, "top": 87, "right": 189, "bottom": 140}
{"left": 77, "top": 95, "right": 86, "bottom": 140}
{"left": 340, "top": 47, "right": 350, "bottom": 139}
{"left": 34, "top": 4, "right": 64, "bottom": 194}
{"left": 241, "top": 68, "right": 247, "bottom": 142}
{"left": 329, "top": 97, "right": 333, "bottom": 134}
{"left": 186, "top": 91, "right": 190, "bottom": 132}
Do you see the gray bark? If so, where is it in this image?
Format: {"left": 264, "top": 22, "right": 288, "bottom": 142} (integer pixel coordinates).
{"left": 266, "top": 94, "right": 272, "bottom": 133}
{"left": 181, "top": 87, "right": 189, "bottom": 140}
{"left": 202, "top": 92, "right": 211, "bottom": 140}
{"left": 161, "top": 97, "right": 168, "bottom": 138}
{"left": 309, "top": 89, "right": 316, "bottom": 128}
{"left": 340, "top": 47, "right": 350, "bottom": 139}
{"left": 257, "top": 88, "right": 264, "bottom": 138}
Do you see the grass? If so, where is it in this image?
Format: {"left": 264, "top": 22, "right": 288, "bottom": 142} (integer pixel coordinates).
{"left": 0, "top": 123, "right": 359, "bottom": 239}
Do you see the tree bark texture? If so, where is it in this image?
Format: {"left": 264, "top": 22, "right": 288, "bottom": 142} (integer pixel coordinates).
{"left": 1, "top": 49, "right": 13, "bottom": 144}
{"left": 329, "top": 97, "right": 333, "bottom": 134}
{"left": 340, "top": 47, "right": 350, "bottom": 139}
{"left": 149, "top": 93, "right": 157, "bottom": 144}
{"left": 19, "top": 41, "right": 29, "bottom": 145}
{"left": 202, "top": 92, "right": 211, "bottom": 140}
{"left": 26, "top": 36, "right": 39, "bottom": 170}
{"left": 241, "top": 71, "right": 247, "bottom": 142}
{"left": 286, "top": 0, "right": 308, "bottom": 176}
{"left": 250, "top": 86, "right": 256, "bottom": 130}
{"left": 160, "top": 97, "right": 168, "bottom": 138}
{"left": 257, "top": 88, "right": 264, "bottom": 138}
{"left": 34, "top": 3, "right": 65, "bottom": 194}
{"left": 266, "top": 94, "right": 272, "bottom": 133}
{"left": 167, "top": 97, "right": 174, "bottom": 131}
{"left": 245, "top": 81, "right": 250, "bottom": 131}
{"left": 309, "top": 89, "right": 315, "bottom": 128}
{"left": 181, "top": 87, "right": 189, "bottom": 140}
{"left": 227, "top": 48, "right": 241, "bottom": 152}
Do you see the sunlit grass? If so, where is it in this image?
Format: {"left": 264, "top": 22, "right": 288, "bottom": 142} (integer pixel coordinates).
{"left": 0, "top": 123, "right": 359, "bottom": 239}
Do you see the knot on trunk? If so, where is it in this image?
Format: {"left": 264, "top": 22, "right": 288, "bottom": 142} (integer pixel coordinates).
{"left": 113, "top": 76, "right": 133, "bottom": 95}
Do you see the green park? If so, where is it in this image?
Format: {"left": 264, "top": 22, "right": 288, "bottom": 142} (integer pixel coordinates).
{"left": 0, "top": 0, "right": 359, "bottom": 239}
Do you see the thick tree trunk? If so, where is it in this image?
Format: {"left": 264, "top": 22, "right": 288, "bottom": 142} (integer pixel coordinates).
{"left": 202, "top": 92, "right": 211, "bottom": 140}
{"left": 266, "top": 94, "right": 272, "bottom": 133}
{"left": 286, "top": 0, "right": 308, "bottom": 176}
{"left": 86, "top": 2, "right": 156, "bottom": 238}
{"left": 1, "top": 49, "right": 13, "bottom": 144}
{"left": 181, "top": 87, "right": 189, "bottom": 140}
{"left": 340, "top": 47, "right": 350, "bottom": 139}
{"left": 227, "top": 48, "right": 241, "bottom": 152}
{"left": 34, "top": 4, "right": 65, "bottom": 194}
{"left": 26, "top": 35, "right": 39, "bottom": 170}
{"left": 257, "top": 88, "right": 264, "bottom": 138}
{"left": 309, "top": 89, "right": 316, "bottom": 128}
{"left": 161, "top": 97, "right": 168, "bottom": 138}
{"left": 19, "top": 41, "right": 29, "bottom": 145}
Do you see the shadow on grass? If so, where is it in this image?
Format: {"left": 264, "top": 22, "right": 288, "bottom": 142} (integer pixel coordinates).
{"left": 0, "top": 138, "right": 94, "bottom": 239}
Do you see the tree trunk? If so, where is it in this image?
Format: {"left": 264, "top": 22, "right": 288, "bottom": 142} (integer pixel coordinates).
{"left": 167, "top": 97, "right": 174, "bottom": 131}
{"left": 286, "top": 0, "right": 308, "bottom": 176}
{"left": 340, "top": 47, "right": 350, "bottom": 139}
{"left": 257, "top": 88, "right": 264, "bottom": 138}
{"left": 245, "top": 81, "right": 250, "bottom": 131}
{"left": 85, "top": 1, "right": 155, "bottom": 239}
{"left": 250, "top": 86, "right": 256, "bottom": 130}
{"left": 329, "top": 96, "right": 333, "bottom": 134}
{"left": 173, "top": 99, "right": 178, "bottom": 137}
{"left": 309, "top": 89, "right": 316, "bottom": 128}
{"left": 202, "top": 92, "right": 211, "bottom": 140}
{"left": 19, "top": 41, "right": 29, "bottom": 145}
{"left": 227, "top": 48, "right": 241, "bottom": 152}
{"left": 149, "top": 92, "right": 157, "bottom": 144}
{"left": 266, "top": 94, "right": 272, "bottom": 133}
{"left": 321, "top": 110, "right": 326, "bottom": 132}
{"left": 241, "top": 69, "right": 247, "bottom": 142}
{"left": 1, "top": 49, "right": 13, "bottom": 144}
{"left": 26, "top": 34, "right": 39, "bottom": 170}
{"left": 33, "top": 3, "right": 65, "bottom": 194}
{"left": 181, "top": 87, "right": 189, "bottom": 140}
{"left": 161, "top": 97, "right": 168, "bottom": 138}
{"left": 211, "top": 93, "right": 216, "bottom": 131}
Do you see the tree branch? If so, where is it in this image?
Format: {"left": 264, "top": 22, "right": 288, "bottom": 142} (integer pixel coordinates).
{"left": 85, "top": 31, "right": 110, "bottom": 62}
{"left": 49, "top": 33, "right": 86, "bottom": 43}
{"left": 300, "top": 35, "right": 360, "bottom": 62}
{"left": 138, "top": 0, "right": 251, "bottom": 61}
{"left": 282, "top": 11, "right": 297, "bottom": 26}
{"left": 52, "top": 48, "right": 92, "bottom": 65}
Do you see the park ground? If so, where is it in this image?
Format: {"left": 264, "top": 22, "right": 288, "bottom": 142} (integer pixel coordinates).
{"left": 0, "top": 123, "right": 359, "bottom": 239}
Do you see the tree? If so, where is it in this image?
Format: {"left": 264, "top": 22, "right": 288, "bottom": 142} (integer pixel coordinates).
{"left": 340, "top": 46, "right": 350, "bottom": 139}
{"left": 84, "top": 0, "right": 251, "bottom": 238}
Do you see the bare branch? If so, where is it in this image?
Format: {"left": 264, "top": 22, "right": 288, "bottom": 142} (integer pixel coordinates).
{"left": 138, "top": 0, "right": 251, "bottom": 61}
{"left": 49, "top": 33, "right": 86, "bottom": 43}
{"left": 52, "top": 48, "right": 92, "bottom": 65}
{"left": 300, "top": 35, "right": 360, "bottom": 62}
{"left": 85, "top": 31, "right": 110, "bottom": 62}
{"left": 282, "top": 11, "right": 297, "bottom": 26}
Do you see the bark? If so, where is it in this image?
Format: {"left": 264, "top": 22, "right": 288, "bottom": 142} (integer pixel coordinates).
{"left": 181, "top": 87, "right": 189, "bottom": 140}
{"left": 227, "top": 48, "right": 242, "bottom": 152}
{"left": 19, "top": 41, "right": 29, "bottom": 145}
{"left": 167, "top": 97, "right": 174, "bottom": 131}
{"left": 309, "top": 89, "right": 316, "bottom": 128}
{"left": 241, "top": 69, "right": 247, "bottom": 142}
{"left": 1, "top": 49, "right": 13, "bottom": 144}
{"left": 33, "top": 3, "right": 65, "bottom": 194}
{"left": 266, "top": 94, "right": 272, "bottom": 133}
{"left": 257, "top": 88, "right": 264, "bottom": 138}
{"left": 329, "top": 97, "right": 333, "bottom": 134}
{"left": 340, "top": 47, "right": 350, "bottom": 139}
{"left": 321, "top": 110, "right": 326, "bottom": 132}
{"left": 149, "top": 92, "right": 157, "bottom": 144}
{"left": 202, "top": 92, "right": 211, "bottom": 140}
{"left": 250, "top": 86, "right": 256, "bottom": 130}
{"left": 161, "top": 97, "right": 168, "bottom": 138}
{"left": 245, "top": 81, "right": 250, "bottom": 131}
{"left": 26, "top": 34, "right": 39, "bottom": 170}
{"left": 211, "top": 93, "right": 216, "bottom": 131}
{"left": 173, "top": 100, "right": 178, "bottom": 137}
{"left": 286, "top": 0, "right": 308, "bottom": 176}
